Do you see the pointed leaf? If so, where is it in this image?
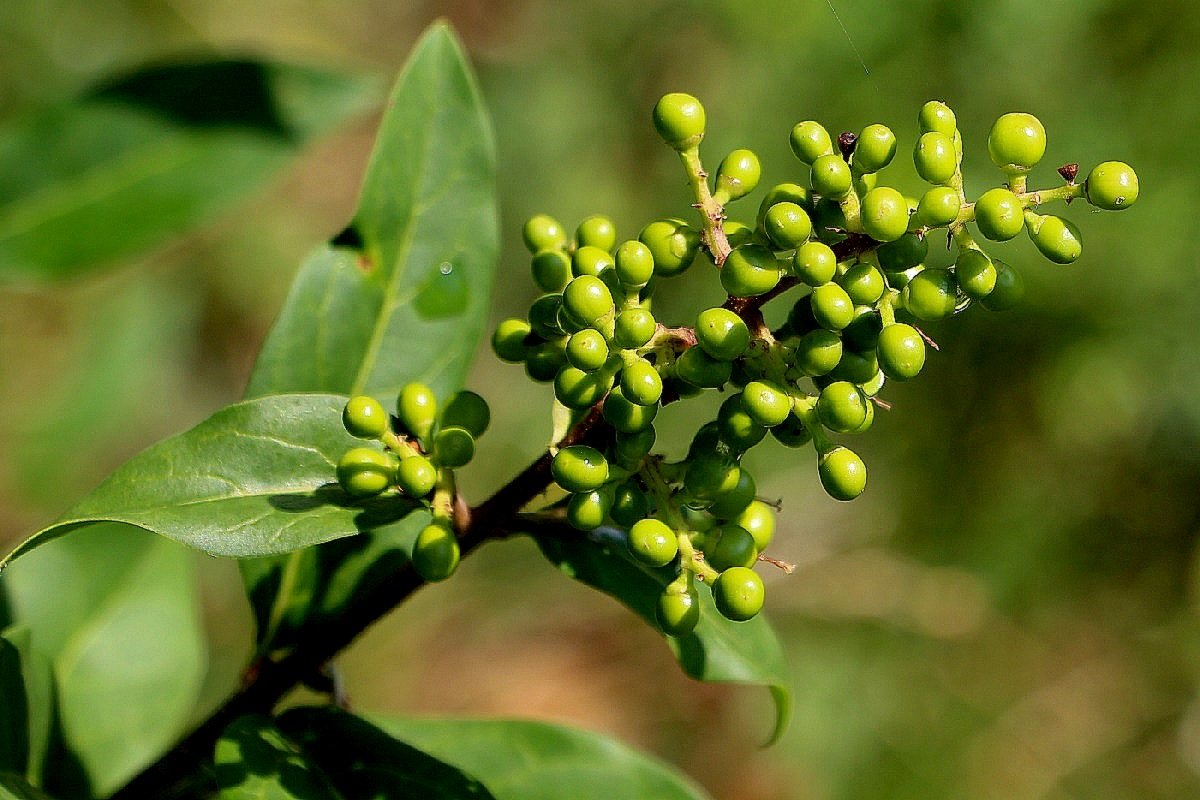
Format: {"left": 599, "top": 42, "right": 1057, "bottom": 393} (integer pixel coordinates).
{"left": 0, "top": 59, "right": 380, "bottom": 282}
{"left": 373, "top": 715, "right": 712, "bottom": 800}
{"left": 0, "top": 394, "right": 421, "bottom": 568}
{"left": 533, "top": 526, "right": 793, "bottom": 745}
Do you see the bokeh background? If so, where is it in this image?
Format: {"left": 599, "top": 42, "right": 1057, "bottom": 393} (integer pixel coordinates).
{"left": 2, "top": 1, "right": 1199, "bottom": 798}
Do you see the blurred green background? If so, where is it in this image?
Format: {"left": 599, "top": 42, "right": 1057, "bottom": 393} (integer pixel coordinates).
{"left": 2, "top": 1, "right": 1198, "bottom": 798}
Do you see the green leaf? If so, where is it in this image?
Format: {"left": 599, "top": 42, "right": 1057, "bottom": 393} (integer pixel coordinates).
{"left": 0, "top": 59, "right": 380, "bottom": 282}
{"left": 215, "top": 709, "right": 497, "bottom": 799}
{"left": 0, "top": 394, "right": 421, "bottom": 567}
{"left": 1, "top": 526, "right": 206, "bottom": 795}
{"left": 0, "top": 627, "right": 53, "bottom": 785}
{"left": 239, "top": 21, "right": 498, "bottom": 652}
{"left": 0, "top": 636, "right": 29, "bottom": 774}
{"left": 533, "top": 527, "right": 793, "bottom": 745}
{"left": 0, "top": 773, "right": 54, "bottom": 800}
{"left": 373, "top": 715, "right": 712, "bottom": 800}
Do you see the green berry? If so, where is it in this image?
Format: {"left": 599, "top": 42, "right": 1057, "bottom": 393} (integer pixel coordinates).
{"left": 810, "top": 283, "right": 855, "bottom": 330}
{"left": 954, "top": 248, "right": 997, "bottom": 300}
{"left": 1025, "top": 212, "right": 1082, "bottom": 264}
{"left": 675, "top": 346, "right": 733, "bottom": 388}
{"left": 336, "top": 447, "right": 393, "bottom": 497}
{"left": 528, "top": 294, "right": 565, "bottom": 339}
{"left": 396, "top": 455, "right": 438, "bottom": 497}
{"left": 794, "top": 328, "right": 843, "bottom": 376}
{"left": 724, "top": 219, "right": 755, "bottom": 248}
{"left": 1085, "top": 161, "right": 1138, "bottom": 210}
{"left": 575, "top": 214, "right": 617, "bottom": 251}
{"left": 717, "top": 393, "right": 768, "bottom": 452}
{"left": 628, "top": 518, "right": 678, "bottom": 566}
{"left": 876, "top": 231, "right": 928, "bottom": 272}
{"left": 902, "top": 268, "right": 958, "bottom": 321}
{"left": 522, "top": 214, "right": 567, "bottom": 253}
{"left": 918, "top": 100, "right": 956, "bottom": 135}
{"left": 721, "top": 244, "right": 782, "bottom": 297}
{"left": 531, "top": 248, "right": 572, "bottom": 293}
{"left": 639, "top": 219, "right": 700, "bottom": 277}
{"left": 838, "top": 262, "right": 886, "bottom": 306}
{"left": 653, "top": 93, "right": 706, "bottom": 150}
{"left": 554, "top": 366, "right": 611, "bottom": 409}
{"left": 621, "top": 357, "right": 663, "bottom": 406}
{"left": 790, "top": 120, "right": 834, "bottom": 164}
{"left": 412, "top": 520, "right": 459, "bottom": 582}
{"left": 614, "top": 240, "right": 655, "bottom": 288}
{"left": 567, "top": 487, "right": 613, "bottom": 531}
{"left": 695, "top": 307, "right": 751, "bottom": 361}
{"left": 524, "top": 340, "right": 566, "bottom": 383}
{"left": 793, "top": 240, "right": 838, "bottom": 286}
{"left": 757, "top": 183, "right": 813, "bottom": 228}
{"left": 431, "top": 426, "right": 475, "bottom": 469}
{"left": 565, "top": 328, "right": 610, "bottom": 372}
{"left": 493, "top": 318, "right": 532, "bottom": 363}
{"left": 913, "top": 131, "right": 957, "bottom": 185}
{"left": 853, "top": 123, "right": 897, "bottom": 173}
{"left": 614, "top": 427, "right": 656, "bottom": 465}
{"left": 708, "top": 470, "right": 758, "bottom": 519}
{"left": 603, "top": 386, "right": 658, "bottom": 433}
{"left": 741, "top": 380, "right": 792, "bottom": 427}
{"left": 343, "top": 395, "right": 389, "bottom": 439}
{"left": 562, "top": 275, "right": 614, "bottom": 327}
{"left": 841, "top": 306, "right": 883, "bottom": 351}
{"left": 763, "top": 202, "right": 813, "bottom": 249}
{"left": 817, "top": 380, "right": 869, "bottom": 433}
{"left": 876, "top": 323, "right": 926, "bottom": 381}
{"left": 552, "top": 445, "right": 609, "bottom": 493}
{"left": 829, "top": 347, "right": 879, "bottom": 385}
{"left": 974, "top": 188, "right": 1024, "bottom": 241}
{"left": 614, "top": 307, "right": 657, "bottom": 349}
{"left": 706, "top": 525, "right": 758, "bottom": 571}
{"left": 610, "top": 482, "right": 649, "bottom": 528}
{"left": 441, "top": 390, "right": 490, "bottom": 437}
{"left": 810, "top": 153, "right": 853, "bottom": 197}
{"left": 987, "top": 112, "right": 1046, "bottom": 173}
{"left": 571, "top": 245, "right": 615, "bottom": 278}
{"left": 980, "top": 260, "right": 1024, "bottom": 311}
{"left": 736, "top": 500, "right": 776, "bottom": 552}
{"left": 860, "top": 186, "right": 910, "bottom": 242}
{"left": 715, "top": 148, "right": 762, "bottom": 202}
{"left": 396, "top": 382, "right": 437, "bottom": 441}
{"left": 818, "top": 446, "right": 867, "bottom": 501}
{"left": 915, "top": 186, "right": 961, "bottom": 228}
{"left": 771, "top": 412, "right": 812, "bottom": 448}
{"left": 685, "top": 454, "right": 741, "bottom": 501}
{"left": 657, "top": 588, "right": 700, "bottom": 636}
{"left": 713, "top": 566, "right": 765, "bottom": 621}
{"left": 811, "top": 198, "right": 848, "bottom": 244}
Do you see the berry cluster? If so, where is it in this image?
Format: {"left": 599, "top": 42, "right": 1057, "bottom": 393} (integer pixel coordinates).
{"left": 336, "top": 385, "right": 490, "bottom": 582}
{"left": 488, "top": 93, "right": 1137, "bottom": 634}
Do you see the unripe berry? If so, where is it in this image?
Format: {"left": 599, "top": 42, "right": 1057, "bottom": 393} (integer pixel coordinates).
{"left": 492, "top": 318, "right": 532, "bottom": 363}
{"left": 974, "top": 188, "right": 1024, "bottom": 241}
{"left": 706, "top": 525, "right": 758, "bottom": 571}
{"left": 713, "top": 566, "right": 765, "bottom": 621}
{"left": 614, "top": 240, "right": 655, "bottom": 288}
{"left": 343, "top": 395, "right": 389, "bottom": 439}
{"left": 839, "top": 263, "right": 886, "bottom": 305}
{"left": 653, "top": 93, "right": 706, "bottom": 150}
{"left": 915, "top": 186, "right": 961, "bottom": 228}
{"left": 571, "top": 245, "right": 615, "bottom": 278}
{"left": 628, "top": 518, "right": 678, "bottom": 567}
{"left": 562, "top": 275, "right": 614, "bottom": 327}
{"left": 741, "top": 380, "right": 792, "bottom": 427}
{"left": 1085, "top": 161, "right": 1138, "bottom": 210}
{"left": 657, "top": 588, "right": 700, "bottom": 636}
{"left": 914, "top": 131, "right": 957, "bottom": 185}
{"left": 817, "top": 380, "right": 869, "bottom": 433}
{"left": 412, "top": 520, "right": 459, "bottom": 582}
{"left": 610, "top": 482, "right": 649, "bottom": 528}
{"left": 818, "top": 446, "right": 867, "bottom": 501}
{"left": 715, "top": 148, "right": 762, "bottom": 202}
{"left": 860, "top": 186, "right": 910, "bottom": 242}
{"left": 575, "top": 214, "right": 617, "bottom": 251}
{"left": 396, "top": 382, "right": 437, "bottom": 441}
{"left": 565, "top": 328, "right": 610, "bottom": 372}
{"left": 566, "top": 487, "right": 613, "bottom": 531}
{"left": 987, "top": 112, "right": 1046, "bottom": 173}
{"left": 793, "top": 240, "right": 838, "bottom": 286}
{"left": 708, "top": 469, "right": 757, "bottom": 519}
{"left": 554, "top": 366, "right": 611, "bottom": 409}
{"left": 721, "top": 244, "right": 782, "bottom": 297}
{"left": 441, "top": 390, "right": 490, "bottom": 437}
{"left": 528, "top": 294, "right": 565, "bottom": 339}
{"left": 639, "top": 219, "right": 700, "bottom": 277}
{"left": 1025, "top": 212, "right": 1083, "bottom": 264}
{"left": 675, "top": 346, "right": 733, "bottom": 389}
{"left": 980, "top": 260, "right": 1024, "bottom": 311}
{"left": 524, "top": 340, "right": 566, "bottom": 383}
{"left": 918, "top": 100, "right": 956, "bottom": 135}
{"left": 603, "top": 386, "right": 658, "bottom": 434}
{"left": 876, "top": 232, "right": 928, "bottom": 272}
{"left": 337, "top": 447, "right": 393, "bottom": 497}
{"left": 902, "top": 268, "right": 958, "bottom": 321}
{"left": 717, "top": 393, "right": 768, "bottom": 452}
{"left": 531, "top": 249, "right": 572, "bottom": 293}
{"left": 613, "top": 307, "right": 656, "bottom": 349}
{"left": 853, "top": 123, "right": 897, "bottom": 174}
{"left": 396, "top": 455, "right": 438, "bottom": 498}
{"left": 790, "top": 120, "right": 834, "bottom": 164}
{"left": 695, "top": 307, "right": 751, "bottom": 361}
{"left": 615, "top": 427, "right": 656, "bottom": 465}
{"left": 431, "top": 426, "right": 475, "bottom": 469}
{"left": 954, "top": 248, "right": 997, "bottom": 300}
{"left": 810, "top": 153, "right": 853, "bottom": 197}
{"left": 552, "top": 445, "right": 609, "bottom": 493}
{"left": 685, "top": 454, "right": 741, "bottom": 501}
{"left": 522, "top": 214, "right": 567, "bottom": 253}
{"left": 736, "top": 500, "right": 776, "bottom": 552}
{"left": 763, "top": 201, "right": 813, "bottom": 249}
{"left": 810, "top": 283, "right": 855, "bottom": 331}
{"left": 794, "top": 329, "right": 843, "bottom": 376}
{"left": 621, "top": 357, "right": 663, "bottom": 406}
{"left": 876, "top": 323, "right": 926, "bottom": 381}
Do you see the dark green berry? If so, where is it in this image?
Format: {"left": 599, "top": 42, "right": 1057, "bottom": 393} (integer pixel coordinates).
{"left": 715, "top": 148, "right": 762, "bottom": 202}
{"left": 653, "top": 93, "right": 705, "bottom": 150}
{"left": 810, "top": 283, "right": 855, "bottom": 331}
{"left": 614, "top": 240, "right": 655, "bottom": 288}
{"left": 841, "top": 306, "right": 883, "bottom": 351}
{"left": 575, "top": 214, "right": 617, "bottom": 251}
{"left": 695, "top": 307, "right": 751, "bottom": 361}
{"left": 603, "top": 386, "right": 658, "bottom": 433}
{"left": 811, "top": 198, "right": 848, "bottom": 244}
{"left": 708, "top": 469, "right": 757, "bottom": 519}
{"left": 412, "top": 520, "right": 460, "bottom": 582}
{"left": 396, "top": 455, "right": 438, "bottom": 497}
{"left": 528, "top": 293, "right": 565, "bottom": 339}
{"left": 793, "top": 240, "right": 838, "bottom": 286}
{"left": 876, "top": 323, "right": 926, "bottom": 381}
{"left": 980, "top": 260, "right": 1024, "bottom": 311}
{"left": 531, "top": 249, "right": 572, "bottom": 292}
{"left": 685, "top": 454, "right": 741, "bottom": 501}
{"left": 525, "top": 340, "right": 566, "bottom": 383}
{"left": 614, "top": 427, "right": 656, "bottom": 465}
{"left": 974, "top": 188, "right": 1024, "bottom": 241}
{"left": 915, "top": 186, "right": 961, "bottom": 228}
{"left": 817, "top": 380, "right": 869, "bottom": 433}
{"left": 614, "top": 308, "right": 656, "bottom": 349}
{"left": 567, "top": 487, "right": 613, "bottom": 531}
{"left": 810, "top": 153, "right": 853, "bottom": 197}
{"left": 914, "top": 131, "right": 957, "bottom": 185}
{"left": 522, "top": 214, "right": 567, "bottom": 253}
{"left": 441, "top": 390, "right": 490, "bottom": 437}
{"left": 860, "top": 186, "right": 910, "bottom": 242}
{"left": 818, "top": 446, "right": 867, "bottom": 501}
{"left": 713, "top": 566, "right": 765, "bottom": 621}
{"left": 628, "top": 517, "right": 678, "bottom": 566}
{"left": 954, "top": 248, "right": 997, "bottom": 300}
{"left": 337, "top": 447, "right": 393, "bottom": 497}
{"left": 902, "top": 268, "right": 958, "bottom": 321}
{"left": 853, "top": 123, "right": 897, "bottom": 173}
{"left": 988, "top": 112, "right": 1046, "bottom": 173}
{"left": 794, "top": 328, "right": 843, "bottom": 376}
{"left": 918, "top": 100, "right": 956, "bottom": 135}
{"left": 554, "top": 366, "right": 611, "bottom": 409}
{"left": 1085, "top": 161, "right": 1138, "bottom": 210}
{"left": 639, "top": 219, "right": 700, "bottom": 277}
{"left": 343, "top": 395, "right": 389, "bottom": 439}
{"left": 571, "top": 245, "right": 615, "bottom": 278}
{"left": 396, "top": 382, "right": 438, "bottom": 441}
{"left": 706, "top": 525, "right": 758, "bottom": 571}
{"left": 771, "top": 412, "right": 813, "bottom": 448}
{"left": 1025, "top": 212, "right": 1082, "bottom": 264}
{"left": 876, "top": 232, "right": 928, "bottom": 272}
{"left": 763, "top": 202, "right": 813, "bottom": 249}
{"left": 717, "top": 393, "right": 768, "bottom": 452}
{"left": 562, "top": 275, "right": 614, "bottom": 327}
{"left": 675, "top": 346, "right": 733, "bottom": 388}
{"left": 566, "top": 328, "right": 610, "bottom": 372}
{"left": 431, "top": 426, "right": 475, "bottom": 468}
{"left": 657, "top": 588, "right": 700, "bottom": 637}
{"left": 493, "top": 318, "right": 532, "bottom": 363}
{"left": 610, "top": 482, "right": 650, "bottom": 528}
{"left": 829, "top": 347, "right": 879, "bottom": 385}
{"left": 790, "top": 120, "right": 834, "bottom": 164}
{"left": 721, "top": 244, "right": 782, "bottom": 297}
{"left": 741, "top": 380, "right": 792, "bottom": 427}
{"left": 552, "top": 445, "right": 609, "bottom": 493}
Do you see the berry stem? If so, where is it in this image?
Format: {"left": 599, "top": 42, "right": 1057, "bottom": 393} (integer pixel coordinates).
{"left": 678, "top": 148, "right": 732, "bottom": 265}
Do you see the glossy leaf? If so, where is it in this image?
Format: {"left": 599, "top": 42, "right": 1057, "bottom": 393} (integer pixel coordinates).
{"left": 533, "top": 526, "right": 793, "bottom": 745}
{"left": 0, "top": 59, "right": 380, "bottom": 282}
{"left": 239, "top": 21, "right": 498, "bottom": 652}
{"left": 215, "top": 709, "right": 496, "bottom": 799}
{"left": 0, "top": 394, "right": 421, "bottom": 568}
{"left": 2, "top": 526, "right": 205, "bottom": 795}
{"left": 374, "top": 715, "right": 711, "bottom": 800}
